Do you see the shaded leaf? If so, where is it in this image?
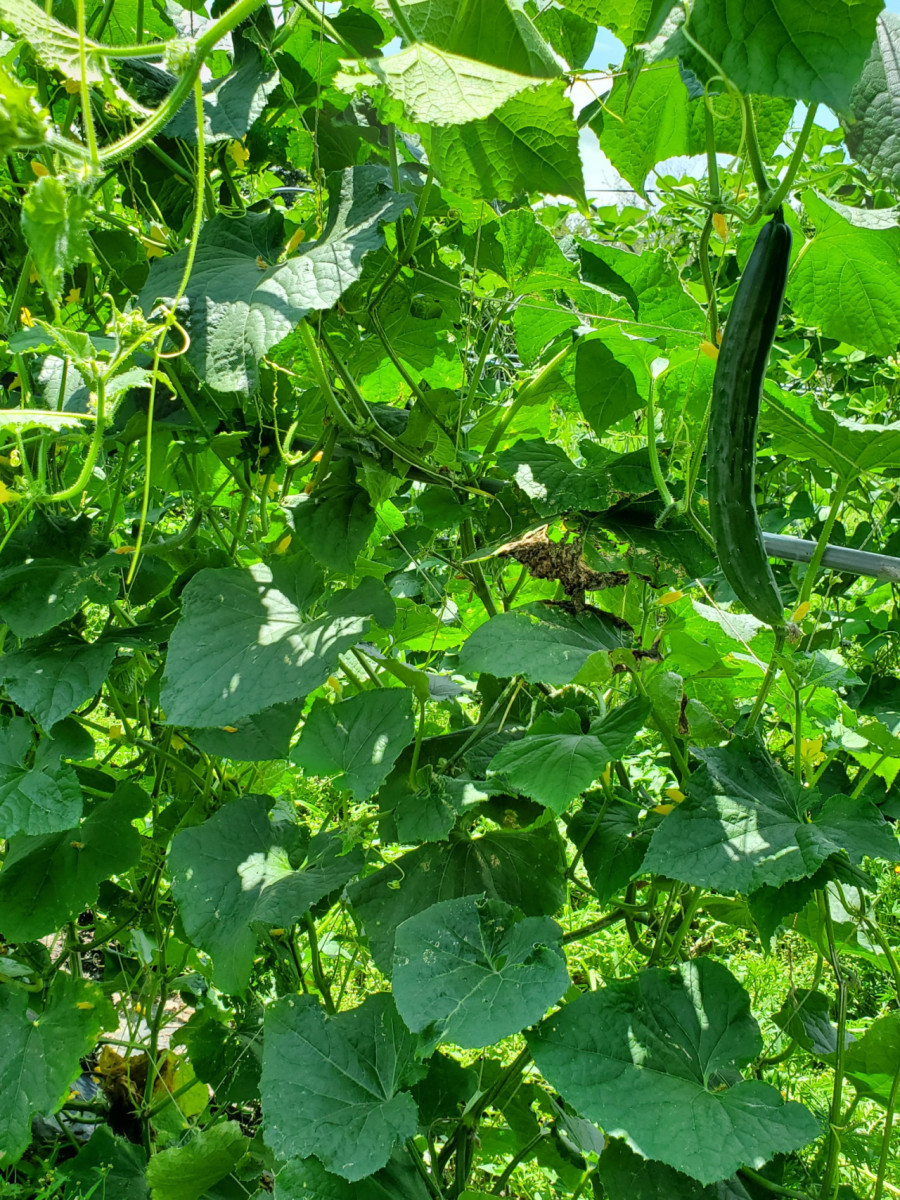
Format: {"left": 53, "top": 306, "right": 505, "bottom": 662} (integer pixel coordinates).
{"left": 145, "top": 1122, "right": 247, "bottom": 1200}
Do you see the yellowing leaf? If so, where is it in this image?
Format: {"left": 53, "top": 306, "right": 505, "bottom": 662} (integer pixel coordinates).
{"left": 658, "top": 589, "right": 683, "bottom": 606}
{"left": 700, "top": 340, "right": 719, "bottom": 361}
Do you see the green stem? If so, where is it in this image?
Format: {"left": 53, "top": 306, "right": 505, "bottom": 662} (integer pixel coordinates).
{"left": 740, "top": 95, "right": 773, "bottom": 205}
{"left": 873, "top": 1062, "right": 900, "bottom": 1200}
{"left": 297, "top": 321, "right": 360, "bottom": 434}
{"left": 667, "top": 886, "right": 703, "bottom": 959}
{"left": 817, "top": 893, "right": 848, "bottom": 1200}
{"left": 482, "top": 342, "right": 574, "bottom": 457}
{"left": 76, "top": 0, "right": 100, "bottom": 167}
{"left": 740, "top": 1167, "right": 814, "bottom": 1200}
{"left": 408, "top": 698, "right": 426, "bottom": 788}
{"left": 698, "top": 212, "right": 719, "bottom": 341}
{"left": 46, "top": 376, "right": 105, "bottom": 502}
{"left": 647, "top": 882, "right": 682, "bottom": 967}
{"left": 304, "top": 913, "right": 335, "bottom": 1014}
{"left": 492, "top": 1129, "right": 546, "bottom": 1194}
{"left": 646, "top": 376, "right": 674, "bottom": 512}
{"left": 385, "top": 0, "right": 417, "bottom": 42}
{"left": 704, "top": 102, "right": 721, "bottom": 207}
{"left": 744, "top": 632, "right": 785, "bottom": 733}
{"left": 798, "top": 475, "right": 853, "bottom": 608}
{"left": 767, "top": 104, "right": 818, "bottom": 213}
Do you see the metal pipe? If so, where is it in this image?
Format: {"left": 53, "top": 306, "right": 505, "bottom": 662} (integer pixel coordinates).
{"left": 764, "top": 533, "right": 900, "bottom": 583}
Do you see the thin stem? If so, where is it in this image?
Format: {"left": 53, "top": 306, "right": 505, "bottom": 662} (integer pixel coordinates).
{"left": 385, "top": 0, "right": 417, "bottom": 42}
{"left": 740, "top": 1167, "right": 814, "bottom": 1200}
{"left": 873, "top": 1062, "right": 900, "bottom": 1200}
{"left": 697, "top": 212, "right": 719, "bottom": 341}
{"left": 798, "top": 476, "right": 853, "bottom": 609}
{"left": 76, "top": 0, "right": 100, "bottom": 167}
{"left": 817, "top": 893, "right": 848, "bottom": 1200}
{"left": 740, "top": 95, "right": 773, "bottom": 205}
{"left": 304, "top": 913, "right": 335, "bottom": 1014}
{"left": 492, "top": 1128, "right": 546, "bottom": 1194}
{"left": 745, "top": 632, "right": 785, "bottom": 733}
{"left": 46, "top": 376, "right": 105, "bottom": 502}
{"left": 768, "top": 104, "right": 818, "bottom": 212}
{"left": 646, "top": 376, "right": 674, "bottom": 511}
{"left": 482, "top": 342, "right": 574, "bottom": 457}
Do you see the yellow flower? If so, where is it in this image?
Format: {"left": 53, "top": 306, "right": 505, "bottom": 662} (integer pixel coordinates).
{"left": 30, "top": 160, "right": 49, "bottom": 178}
{"left": 285, "top": 225, "right": 305, "bottom": 254}
{"left": 712, "top": 212, "right": 728, "bottom": 241}
{"left": 700, "top": 340, "right": 719, "bottom": 361}
{"left": 658, "top": 589, "right": 683, "bottom": 606}
{"left": 228, "top": 139, "right": 250, "bottom": 167}
{"left": 664, "top": 786, "right": 686, "bottom": 803}
{"left": 141, "top": 222, "right": 168, "bottom": 258}
{"left": 792, "top": 601, "right": 811, "bottom": 621}
{"left": 64, "top": 78, "right": 81, "bottom": 93}
{"left": 653, "top": 803, "right": 675, "bottom": 815}
{"left": 0, "top": 482, "right": 21, "bottom": 505}
{"left": 28, "top": 264, "right": 40, "bottom": 283}
{"left": 276, "top": 534, "right": 292, "bottom": 554}
{"left": 19, "top": 306, "right": 34, "bottom": 327}
{"left": 65, "top": 286, "right": 81, "bottom": 304}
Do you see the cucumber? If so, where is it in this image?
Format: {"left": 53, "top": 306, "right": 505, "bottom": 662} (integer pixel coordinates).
{"left": 707, "top": 208, "right": 791, "bottom": 629}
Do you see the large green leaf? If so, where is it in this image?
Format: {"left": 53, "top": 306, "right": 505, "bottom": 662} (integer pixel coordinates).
{"left": 60, "top": 1127, "right": 150, "bottom": 1200}
{"left": 424, "top": 81, "right": 585, "bottom": 204}
{"left": 0, "top": 974, "right": 114, "bottom": 1164}
{"left": 348, "top": 825, "right": 568, "bottom": 972}
{"left": 528, "top": 958, "right": 819, "bottom": 1184}
{"left": 589, "top": 60, "right": 792, "bottom": 195}
{"left": 672, "top": 0, "right": 882, "bottom": 111}
{"left": 0, "top": 512, "right": 119, "bottom": 639}
{"left": 843, "top": 1012, "right": 900, "bottom": 1106}
{"left": 497, "top": 438, "right": 609, "bottom": 517}
{"left": 772, "top": 989, "right": 848, "bottom": 1061}
{"left": 0, "top": 783, "right": 147, "bottom": 941}
{"left": 577, "top": 238, "right": 705, "bottom": 334}
{"left": 392, "top": 895, "right": 569, "bottom": 1048}
{"left": 843, "top": 14, "right": 900, "bottom": 189}
{"left": 642, "top": 743, "right": 895, "bottom": 894}
{"left": 138, "top": 165, "right": 412, "bottom": 393}
{"left": 189, "top": 702, "right": 304, "bottom": 762}
{"left": 0, "top": 631, "right": 119, "bottom": 728}
{"left": 262, "top": 992, "right": 422, "bottom": 1180}
{"left": 761, "top": 386, "right": 900, "bottom": 479}
{"left": 487, "top": 701, "right": 647, "bottom": 815}
{"left": 292, "top": 689, "right": 415, "bottom": 801}
{"left": 283, "top": 459, "right": 376, "bottom": 572}
{"left": 361, "top": 43, "right": 546, "bottom": 125}
{"left": 164, "top": 46, "right": 278, "bottom": 143}
{"left": 0, "top": 718, "right": 83, "bottom": 839}
{"left": 789, "top": 192, "right": 900, "bottom": 357}
{"left": 566, "top": 798, "right": 651, "bottom": 903}
{"left": 160, "top": 562, "right": 393, "bottom": 727}
{"left": 597, "top": 1139, "right": 753, "bottom": 1200}
{"left": 555, "top": 0, "right": 673, "bottom": 45}
{"left": 145, "top": 1123, "right": 247, "bottom": 1200}
{"left": 275, "top": 1150, "right": 431, "bottom": 1200}
{"left": 458, "top": 602, "right": 627, "bottom": 687}
{"left": 169, "top": 794, "right": 363, "bottom": 994}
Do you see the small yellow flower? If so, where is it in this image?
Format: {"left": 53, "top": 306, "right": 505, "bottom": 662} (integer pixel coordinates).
{"left": 115, "top": 545, "right": 136, "bottom": 555}
{"left": 19, "top": 307, "right": 34, "bottom": 327}
{"left": 65, "top": 286, "right": 81, "bottom": 304}
{"left": 792, "top": 601, "right": 811, "bottom": 621}
{"left": 658, "top": 589, "right": 683, "bottom": 606}
{"left": 664, "top": 786, "right": 686, "bottom": 803}
{"left": 221, "top": 725, "right": 239, "bottom": 733}
{"left": 64, "top": 78, "right": 81, "bottom": 93}
{"left": 700, "top": 340, "right": 719, "bottom": 361}
{"left": 285, "top": 225, "right": 305, "bottom": 254}
{"left": 712, "top": 212, "right": 728, "bottom": 241}
{"left": 76, "top": 1001, "right": 93, "bottom": 1010}
{"left": 141, "top": 222, "right": 168, "bottom": 258}
{"left": 29, "top": 264, "right": 41, "bottom": 283}
{"left": 30, "top": 160, "right": 49, "bottom": 178}
{"left": 653, "top": 803, "right": 675, "bottom": 815}
{"left": 276, "top": 534, "right": 292, "bottom": 554}
{"left": 0, "top": 482, "right": 20, "bottom": 505}
{"left": 107, "top": 723, "right": 125, "bottom": 740}
{"left": 228, "top": 139, "right": 250, "bottom": 167}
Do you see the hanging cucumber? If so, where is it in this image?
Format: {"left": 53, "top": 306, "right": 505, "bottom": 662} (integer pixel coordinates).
{"left": 707, "top": 207, "right": 791, "bottom": 629}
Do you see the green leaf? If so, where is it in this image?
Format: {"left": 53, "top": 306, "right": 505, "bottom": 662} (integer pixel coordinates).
{"left": 772, "top": 989, "right": 849, "bottom": 1060}
{"left": 145, "top": 1122, "right": 247, "bottom": 1200}
{"left": 596, "top": 1139, "right": 753, "bottom": 1200}
{"left": 566, "top": 798, "right": 651, "bottom": 903}
{"left": 274, "top": 1150, "right": 431, "bottom": 1200}
{"left": 392, "top": 895, "right": 569, "bottom": 1048}
{"left": 574, "top": 330, "right": 656, "bottom": 434}
{"left": 160, "top": 562, "right": 391, "bottom": 728}
{"left": 589, "top": 60, "right": 792, "bottom": 195}
{"left": 0, "top": 973, "right": 114, "bottom": 1164}
{"left": 138, "top": 165, "right": 412, "bottom": 394}
{"left": 527, "top": 958, "right": 819, "bottom": 1184}
{"left": 0, "top": 62, "right": 49, "bottom": 153}
{"left": 459, "top": 602, "right": 627, "bottom": 688}
{"left": 424, "top": 81, "right": 585, "bottom": 205}
{"left": 169, "top": 794, "right": 363, "bottom": 994}
{"left": 0, "top": 0, "right": 108, "bottom": 82}
{"left": 262, "top": 992, "right": 421, "bottom": 1180}
{"left": 21, "top": 175, "right": 93, "bottom": 306}
{"left": 843, "top": 14, "right": 900, "bottom": 189}
{"left": 762, "top": 385, "right": 900, "bottom": 479}
{"left": 497, "top": 438, "right": 609, "bottom": 517}
{"left": 556, "top": 0, "right": 673, "bottom": 45}
{"left": 0, "top": 783, "right": 147, "bottom": 941}
{"left": 0, "top": 513, "right": 119, "bottom": 639}
{"left": 843, "top": 1012, "right": 900, "bottom": 1106}
{"left": 189, "top": 701, "right": 303, "bottom": 762}
{"left": 789, "top": 191, "right": 900, "bottom": 357}
{"left": 164, "top": 46, "right": 278, "bottom": 142}
{"left": 496, "top": 208, "right": 578, "bottom": 295}
{"left": 642, "top": 742, "right": 896, "bottom": 894}
{"left": 373, "top": 0, "right": 561, "bottom": 77}
{"left": 284, "top": 459, "right": 376, "bottom": 572}
{"left": 360, "top": 43, "right": 546, "bottom": 125}
{"left": 0, "top": 717, "right": 83, "bottom": 839}
{"left": 348, "top": 825, "right": 568, "bottom": 972}
{"left": 672, "top": 0, "right": 882, "bottom": 111}
{"left": 292, "top": 689, "right": 415, "bottom": 801}
{"left": 0, "top": 631, "right": 119, "bottom": 728}
{"left": 577, "top": 238, "right": 705, "bottom": 334}
{"left": 61, "top": 1127, "right": 150, "bottom": 1200}
{"left": 487, "top": 701, "right": 647, "bottom": 815}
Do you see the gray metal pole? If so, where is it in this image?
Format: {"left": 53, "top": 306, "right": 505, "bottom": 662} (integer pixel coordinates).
{"left": 763, "top": 533, "right": 900, "bottom": 584}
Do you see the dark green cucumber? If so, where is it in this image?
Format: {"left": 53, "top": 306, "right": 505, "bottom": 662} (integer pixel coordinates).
{"left": 707, "top": 208, "right": 791, "bottom": 628}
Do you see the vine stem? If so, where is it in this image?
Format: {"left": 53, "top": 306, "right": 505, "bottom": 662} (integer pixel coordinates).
{"left": 482, "top": 342, "right": 574, "bottom": 457}
{"left": 75, "top": 0, "right": 100, "bottom": 167}
{"left": 817, "top": 892, "right": 848, "bottom": 1200}
{"left": 385, "top": 0, "right": 417, "bottom": 43}
{"left": 768, "top": 104, "right": 819, "bottom": 213}
{"left": 744, "top": 632, "right": 785, "bottom": 733}
{"left": 873, "top": 1062, "right": 900, "bottom": 1200}
{"left": 797, "top": 475, "right": 853, "bottom": 609}
{"left": 740, "top": 1167, "right": 814, "bottom": 1200}
{"left": 645, "top": 376, "right": 674, "bottom": 512}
